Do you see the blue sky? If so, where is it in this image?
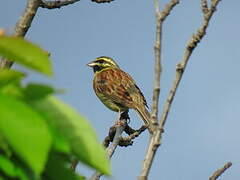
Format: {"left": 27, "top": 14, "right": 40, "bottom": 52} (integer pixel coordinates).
{"left": 1, "top": 0, "right": 240, "bottom": 179}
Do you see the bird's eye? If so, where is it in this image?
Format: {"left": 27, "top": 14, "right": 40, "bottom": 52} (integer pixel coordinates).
{"left": 98, "top": 60, "right": 104, "bottom": 64}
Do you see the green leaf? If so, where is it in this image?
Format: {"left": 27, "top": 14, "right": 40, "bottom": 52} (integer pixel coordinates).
{"left": 0, "top": 83, "right": 24, "bottom": 99}
{"left": 22, "top": 83, "right": 70, "bottom": 153}
{"left": 0, "top": 36, "right": 52, "bottom": 75}
{"left": 30, "top": 96, "right": 110, "bottom": 175}
{"left": 0, "top": 155, "right": 29, "bottom": 180}
{"left": 0, "top": 70, "right": 24, "bottom": 99}
{"left": 0, "top": 94, "right": 52, "bottom": 174}
{"left": 44, "top": 154, "right": 85, "bottom": 180}
{"left": 0, "top": 69, "right": 25, "bottom": 87}
{"left": 47, "top": 124, "right": 71, "bottom": 154}
{"left": 23, "top": 83, "right": 54, "bottom": 100}
{"left": 0, "top": 155, "right": 16, "bottom": 177}
{"left": 0, "top": 133, "right": 12, "bottom": 157}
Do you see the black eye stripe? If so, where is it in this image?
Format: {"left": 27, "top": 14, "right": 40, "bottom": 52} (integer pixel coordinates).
{"left": 98, "top": 60, "right": 104, "bottom": 64}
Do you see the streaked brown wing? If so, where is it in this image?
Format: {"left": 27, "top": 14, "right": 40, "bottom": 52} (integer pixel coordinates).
{"left": 94, "top": 68, "right": 148, "bottom": 109}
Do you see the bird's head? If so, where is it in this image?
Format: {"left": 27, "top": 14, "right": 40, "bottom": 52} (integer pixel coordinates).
{"left": 87, "top": 56, "right": 120, "bottom": 73}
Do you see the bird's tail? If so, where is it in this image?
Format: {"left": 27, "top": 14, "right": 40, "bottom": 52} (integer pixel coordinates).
{"left": 136, "top": 106, "right": 153, "bottom": 133}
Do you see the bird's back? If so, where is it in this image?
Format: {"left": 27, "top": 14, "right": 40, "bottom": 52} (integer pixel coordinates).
{"left": 93, "top": 68, "right": 148, "bottom": 111}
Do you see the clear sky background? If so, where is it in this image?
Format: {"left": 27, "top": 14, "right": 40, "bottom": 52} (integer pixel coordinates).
{"left": 1, "top": 0, "right": 240, "bottom": 179}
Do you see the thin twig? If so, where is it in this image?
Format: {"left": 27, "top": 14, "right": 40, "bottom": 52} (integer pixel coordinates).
{"left": 39, "top": 0, "right": 81, "bottom": 9}
{"left": 0, "top": 0, "right": 41, "bottom": 69}
{"left": 88, "top": 112, "right": 147, "bottom": 180}
{"left": 72, "top": 112, "right": 146, "bottom": 177}
{"left": 151, "top": 0, "right": 179, "bottom": 126}
{"left": 90, "top": 118, "right": 127, "bottom": 180}
{"left": 118, "top": 125, "right": 147, "bottom": 147}
{"left": 139, "top": 0, "right": 179, "bottom": 179}
{"left": 140, "top": 0, "right": 222, "bottom": 179}
{"left": 107, "top": 121, "right": 126, "bottom": 158}
{"left": 39, "top": 0, "right": 113, "bottom": 8}
{"left": 159, "top": 0, "right": 221, "bottom": 130}
{"left": 201, "top": 0, "right": 209, "bottom": 15}
{"left": 70, "top": 159, "right": 78, "bottom": 171}
{"left": 91, "top": 0, "right": 114, "bottom": 3}
{"left": 209, "top": 162, "right": 232, "bottom": 180}
{"left": 0, "top": 0, "right": 113, "bottom": 69}
{"left": 102, "top": 125, "right": 147, "bottom": 147}
{"left": 151, "top": 3, "right": 161, "bottom": 126}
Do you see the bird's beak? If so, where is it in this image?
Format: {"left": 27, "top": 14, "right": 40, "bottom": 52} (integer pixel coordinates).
{"left": 87, "top": 61, "right": 96, "bottom": 67}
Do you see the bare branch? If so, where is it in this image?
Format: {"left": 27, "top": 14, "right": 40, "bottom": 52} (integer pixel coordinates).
{"left": 107, "top": 121, "right": 126, "bottom": 157}
{"left": 118, "top": 125, "right": 147, "bottom": 147}
{"left": 151, "top": 10, "right": 161, "bottom": 125}
{"left": 139, "top": 0, "right": 179, "bottom": 178}
{"left": 0, "top": 0, "right": 41, "bottom": 69}
{"left": 154, "top": 0, "right": 160, "bottom": 13}
{"left": 151, "top": 0, "right": 179, "bottom": 125}
{"left": 159, "top": 0, "right": 221, "bottom": 128}
{"left": 102, "top": 124, "right": 147, "bottom": 148}
{"left": 160, "top": 0, "right": 180, "bottom": 21}
{"left": 160, "top": 0, "right": 221, "bottom": 148}
{"left": 91, "top": 0, "right": 114, "bottom": 3}
{"left": 0, "top": 0, "right": 114, "bottom": 69}
{"left": 40, "top": 0, "right": 113, "bottom": 9}
{"left": 70, "top": 159, "right": 78, "bottom": 171}
{"left": 87, "top": 111, "right": 147, "bottom": 180}
{"left": 39, "top": 0, "right": 113, "bottom": 8}
{"left": 140, "top": 0, "right": 222, "bottom": 179}
{"left": 39, "top": 0, "right": 81, "bottom": 9}
{"left": 90, "top": 117, "right": 127, "bottom": 180}
{"left": 209, "top": 162, "right": 232, "bottom": 180}
{"left": 14, "top": 0, "right": 40, "bottom": 37}
{"left": 201, "top": 0, "right": 209, "bottom": 15}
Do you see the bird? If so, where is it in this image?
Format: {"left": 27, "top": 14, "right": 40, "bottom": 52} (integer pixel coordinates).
{"left": 87, "top": 56, "right": 152, "bottom": 132}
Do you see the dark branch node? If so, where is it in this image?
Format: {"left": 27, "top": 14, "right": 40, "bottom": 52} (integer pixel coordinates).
{"left": 39, "top": 0, "right": 80, "bottom": 9}
{"left": 124, "top": 124, "right": 137, "bottom": 135}
{"left": 176, "top": 63, "right": 184, "bottom": 73}
{"left": 209, "top": 162, "right": 232, "bottom": 180}
{"left": 91, "top": 0, "right": 114, "bottom": 3}
{"left": 102, "top": 111, "right": 147, "bottom": 148}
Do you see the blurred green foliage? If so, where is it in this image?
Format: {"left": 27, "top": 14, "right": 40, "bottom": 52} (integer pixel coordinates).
{"left": 0, "top": 36, "right": 110, "bottom": 180}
